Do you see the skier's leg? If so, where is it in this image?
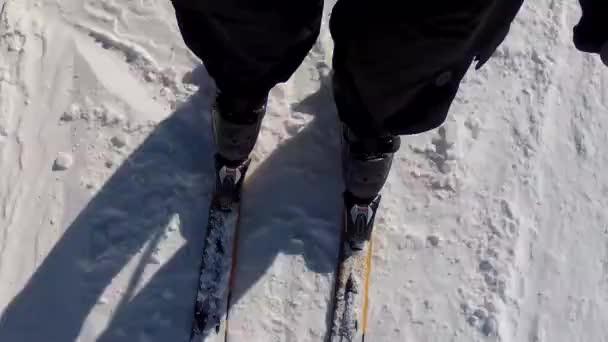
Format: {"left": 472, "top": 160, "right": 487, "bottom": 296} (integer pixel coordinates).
{"left": 329, "top": 0, "right": 524, "bottom": 138}
{"left": 330, "top": 0, "right": 523, "bottom": 199}
{"left": 330, "top": 1, "right": 523, "bottom": 240}
{"left": 171, "top": 0, "right": 324, "bottom": 163}
{"left": 331, "top": 46, "right": 401, "bottom": 207}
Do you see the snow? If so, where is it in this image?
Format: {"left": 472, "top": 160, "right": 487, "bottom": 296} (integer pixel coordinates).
{"left": 53, "top": 152, "right": 75, "bottom": 171}
{"left": 1, "top": 0, "right": 608, "bottom": 341}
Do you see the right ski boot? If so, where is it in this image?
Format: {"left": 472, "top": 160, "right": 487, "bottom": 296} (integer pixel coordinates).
{"left": 211, "top": 92, "right": 267, "bottom": 209}
{"left": 341, "top": 125, "right": 400, "bottom": 250}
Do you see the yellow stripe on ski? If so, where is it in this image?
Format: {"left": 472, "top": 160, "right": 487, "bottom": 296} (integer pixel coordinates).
{"left": 329, "top": 231, "right": 375, "bottom": 341}
{"left": 361, "top": 237, "right": 373, "bottom": 334}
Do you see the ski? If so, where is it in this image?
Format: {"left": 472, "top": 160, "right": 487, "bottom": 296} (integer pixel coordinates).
{"left": 329, "top": 236, "right": 374, "bottom": 342}
{"left": 329, "top": 195, "right": 380, "bottom": 342}
{"left": 189, "top": 157, "right": 249, "bottom": 342}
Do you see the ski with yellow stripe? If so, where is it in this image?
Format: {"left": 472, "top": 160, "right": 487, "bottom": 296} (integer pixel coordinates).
{"left": 329, "top": 195, "right": 381, "bottom": 342}
{"left": 189, "top": 156, "right": 249, "bottom": 342}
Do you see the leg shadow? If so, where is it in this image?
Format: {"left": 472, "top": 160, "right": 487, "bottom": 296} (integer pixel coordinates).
{"left": 0, "top": 66, "right": 343, "bottom": 342}
{"left": 228, "top": 71, "right": 344, "bottom": 337}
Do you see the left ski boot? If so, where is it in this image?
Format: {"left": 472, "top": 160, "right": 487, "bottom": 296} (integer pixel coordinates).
{"left": 213, "top": 154, "right": 250, "bottom": 209}
{"left": 341, "top": 124, "right": 400, "bottom": 249}
{"left": 211, "top": 91, "right": 267, "bottom": 209}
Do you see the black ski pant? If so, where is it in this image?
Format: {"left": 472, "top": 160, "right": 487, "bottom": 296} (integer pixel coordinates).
{"left": 171, "top": 0, "right": 523, "bottom": 138}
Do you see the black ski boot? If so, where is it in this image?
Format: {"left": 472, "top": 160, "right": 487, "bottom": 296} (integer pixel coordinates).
{"left": 213, "top": 155, "right": 250, "bottom": 210}
{"left": 211, "top": 91, "right": 267, "bottom": 209}
{"left": 344, "top": 192, "right": 381, "bottom": 251}
{"left": 341, "top": 125, "right": 400, "bottom": 250}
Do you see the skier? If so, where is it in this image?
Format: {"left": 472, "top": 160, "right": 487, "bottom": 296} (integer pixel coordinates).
{"left": 170, "top": 0, "right": 607, "bottom": 243}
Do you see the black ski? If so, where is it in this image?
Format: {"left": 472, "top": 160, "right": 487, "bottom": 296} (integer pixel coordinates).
{"left": 189, "top": 157, "right": 249, "bottom": 342}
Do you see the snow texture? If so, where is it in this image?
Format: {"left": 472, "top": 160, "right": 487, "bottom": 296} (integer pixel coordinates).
{"left": 1, "top": 0, "right": 608, "bottom": 341}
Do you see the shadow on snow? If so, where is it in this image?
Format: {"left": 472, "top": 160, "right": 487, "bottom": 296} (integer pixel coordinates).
{"left": 0, "top": 65, "right": 343, "bottom": 341}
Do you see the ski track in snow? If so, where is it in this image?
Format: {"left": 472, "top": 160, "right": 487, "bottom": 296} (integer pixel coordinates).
{"left": 1, "top": 0, "right": 608, "bottom": 341}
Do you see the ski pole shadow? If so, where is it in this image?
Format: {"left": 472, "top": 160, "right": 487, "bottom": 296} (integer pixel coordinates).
{"left": 0, "top": 65, "right": 343, "bottom": 342}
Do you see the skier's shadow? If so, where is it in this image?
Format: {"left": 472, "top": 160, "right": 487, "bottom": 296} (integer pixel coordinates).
{"left": 0, "top": 65, "right": 342, "bottom": 341}
{"left": 228, "top": 70, "right": 344, "bottom": 338}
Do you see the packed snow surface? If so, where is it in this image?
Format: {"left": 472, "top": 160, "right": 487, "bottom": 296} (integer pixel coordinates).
{"left": 1, "top": 0, "right": 608, "bottom": 341}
